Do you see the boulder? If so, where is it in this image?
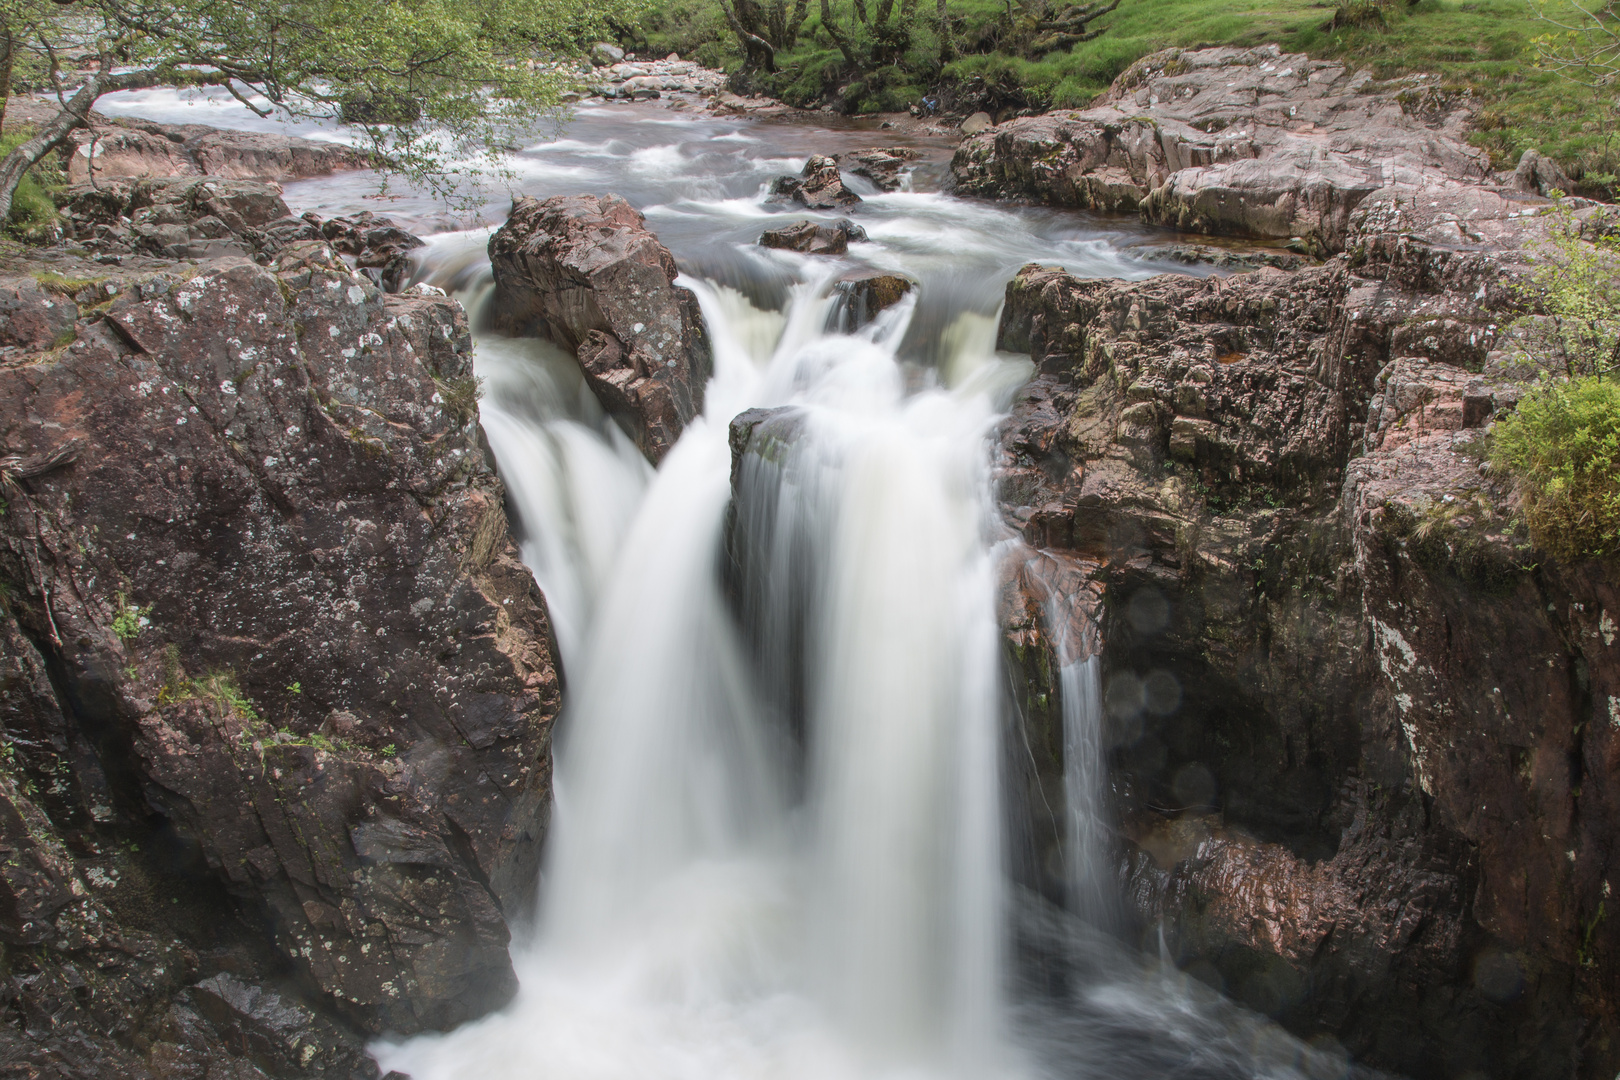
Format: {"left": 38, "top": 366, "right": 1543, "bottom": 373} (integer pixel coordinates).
{"left": 487, "top": 193, "right": 712, "bottom": 462}
{"left": 759, "top": 218, "right": 868, "bottom": 255}
{"left": 1511, "top": 148, "right": 1576, "bottom": 197}
{"left": 953, "top": 45, "right": 1497, "bottom": 251}
{"left": 843, "top": 147, "right": 922, "bottom": 191}
{"left": 768, "top": 155, "right": 862, "bottom": 210}
{"left": 960, "top": 112, "right": 993, "bottom": 135}
{"left": 592, "top": 41, "right": 626, "bottom": 66}
{"left": 832, "top": 270, "right": 914, "bottom": 329}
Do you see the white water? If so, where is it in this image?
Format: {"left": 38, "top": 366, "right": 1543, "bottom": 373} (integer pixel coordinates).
{"left": 379, "top": 219, "right": 1042, "bottom": 1079}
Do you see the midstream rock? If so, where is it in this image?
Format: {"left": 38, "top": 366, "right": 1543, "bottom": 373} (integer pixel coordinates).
{"left": 952, "top": 45, "right": 1497, "bottom": 251}
{"left": 991, "top": 178, "right": 1620, "bottom": 1077}
{"left": 842, "top": 147, "right": 921, "bottom": 192}
{"left": 831, "top": 271, "right": 915, "bottom": 330}
{"left": 488, "top": 193, "right": 712, "bottom": 463}
{"left": 759, "top": 218, "right": 868, "bottom": 255}
{"left": 0, "top": 242, "right": 559, "bottom": 1074}
{"left": 768, "top": 155, "right": 863, "bottom": 210}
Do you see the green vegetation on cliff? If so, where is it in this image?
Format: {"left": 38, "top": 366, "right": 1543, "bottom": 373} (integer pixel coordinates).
{"left": 634, "top": 0, "right": 1620, "bottom": 183}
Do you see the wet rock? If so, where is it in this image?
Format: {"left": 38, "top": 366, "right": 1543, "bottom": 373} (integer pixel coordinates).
{"left": 758, "top": 218, "right": 868, "bottom": 255}
{"left": 768, "top": 155, "right": 862, "bottom": 210}
{"left": 0, "top": 250, "right": 560, "bottom": 1047}
{"left": 953, "top": 45, "right": 1496, "bottom": 251}
{"left": 832, "top": 270, "right": 914, "bottom": 329}
{"left": 842, "top": 147, "right": 921, "bottom": 191}
{"left": 991, "top": 182, "right": 1620, "bottom": 1076}
{"left": 488, "top": 193, "right": 712, "bottom": 462}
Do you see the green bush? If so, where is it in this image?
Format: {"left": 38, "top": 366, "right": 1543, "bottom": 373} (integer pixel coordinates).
{"left": 1492, "top": 375, "right": 1620, "bottom": 562}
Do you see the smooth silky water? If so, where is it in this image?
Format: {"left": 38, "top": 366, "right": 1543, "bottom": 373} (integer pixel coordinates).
{"left": 94, "top": 88, "right": 1368, "bottom": 1080}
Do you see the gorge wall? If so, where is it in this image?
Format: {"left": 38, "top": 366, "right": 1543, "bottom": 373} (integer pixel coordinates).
{"left": 0, "top": 181, "right": 557, "bottom": 1077}
{"left": 972, "top": 46, "right": 1620, "bottom": 1080}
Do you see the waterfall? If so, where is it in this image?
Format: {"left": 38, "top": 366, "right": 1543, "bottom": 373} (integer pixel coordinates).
{"left": 1056, "top": 656, "right": 1115, "bottom": 929}
{"left": 376, "top": 237, "right": 1033, "bottom": 1080}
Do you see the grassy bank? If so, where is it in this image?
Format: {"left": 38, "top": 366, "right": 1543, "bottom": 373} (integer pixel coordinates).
{"left": 628, "top": 0, "right": 1620, "bottom": 184}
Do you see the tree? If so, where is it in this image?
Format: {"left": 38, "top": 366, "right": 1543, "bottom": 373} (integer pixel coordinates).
{"left": 0, "top": 0, "right": 646, "bottom": 222}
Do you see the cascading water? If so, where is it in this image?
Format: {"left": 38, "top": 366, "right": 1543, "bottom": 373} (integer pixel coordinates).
{"left": 94, "top": 87, "right": 1373, "bottom": 1080}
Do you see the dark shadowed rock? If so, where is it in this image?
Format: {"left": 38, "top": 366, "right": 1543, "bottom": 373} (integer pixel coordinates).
{"left": 0, "top": 245, "right": 560, "bottom": 1064}
{"left": 832, "top": 271, "right": 914, "bottom": 330}
{"left": 487, "top": 193, "right": 712, "bottom": 462}
{"left": 953, "top": 45, "right": 1496, "bottom": 251}
{"left": 759, "top": 218, "right": 868, "bottom": 256}
{"left": 768, "top": 155, "right": 862, "bottom": 210}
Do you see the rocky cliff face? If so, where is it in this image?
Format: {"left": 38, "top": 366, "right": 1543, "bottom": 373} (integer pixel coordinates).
{"left": 990, "top": 144, "right": 1619, "bottom": 1077}
{"left": 0, "top": 234, "right": 558, "bottom": 1074}
{"left": 487, "top": 193, "right": 712, "bottom": 463}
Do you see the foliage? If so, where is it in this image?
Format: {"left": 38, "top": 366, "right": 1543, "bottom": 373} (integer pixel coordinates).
{"left": 110, "top": 592, "right": 151, "bottom": 641}
{"left": 1491, "top": 374, "right": 1620, "bottom": 562}
{"left": 437, "top": 374, "right": 485, "bottom": 427}
{"left": 192, "top": 671, "right": 260, "bottom": 719}
{"left": 1509, "top": 199, "right": 1620, "bottom": 378}
{"left": 0, "top": 0, "right": 650, "bottom": 215}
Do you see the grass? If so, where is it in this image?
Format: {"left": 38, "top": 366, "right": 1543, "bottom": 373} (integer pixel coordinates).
{"left": 631, "top": 0, "right": 1620, "bottom": 184}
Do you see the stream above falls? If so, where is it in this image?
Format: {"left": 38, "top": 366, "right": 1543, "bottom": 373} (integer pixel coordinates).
{"left": 92, "top": 87, "right": 1374, "bottom": 1080}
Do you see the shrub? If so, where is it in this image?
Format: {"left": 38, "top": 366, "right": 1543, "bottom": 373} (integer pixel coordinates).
{"left": 1492, "top": 375, "right": 1620, "bottom": 562}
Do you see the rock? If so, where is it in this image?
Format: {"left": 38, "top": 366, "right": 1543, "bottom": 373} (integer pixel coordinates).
{"left": 842, "top": 147, "right": 921, "bottom": 191}
{"left": 832, "top": 270, "right": 914, "bottom": 329}
{"left": 768, "top": 155, "right": 862, "bottom": 210}
{"left": 487, "top": 193, "right": 712, "bottom": 462}
{"left": 952, "top": 45, "right": 1496, "bottom": 251}
{"left": 960, "top": 111, "right": 993, "bottom": 135}
{"left": 990, "top": 181, "right": 1620, "bottom": 1075}
{"left": 0, "top": 276, "right": 78, "bottom": 352}
{"left": 758, "top": 218, "right": 868, "bottom": 255}
{"left": 0, "top": 249, "right": 560, "bottom": 1050}
{"left": 1135, "top": 242, "right": 1312, "bottom": 272}
{"left": 1511, "top": 148, "right": 1576, "bottom": 197}
{"left": 62, "top": 180, "right": 425, "bottom": 291}
{"left": 315, "top": 210, "right": 426, "bottom": 292}
{"left": 592, "top": 41, "right": 625, "bottom": 66}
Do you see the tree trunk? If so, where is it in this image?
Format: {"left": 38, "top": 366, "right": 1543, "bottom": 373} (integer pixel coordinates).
{"left": 938, "top": 0, "right": 952, "bottom": 62}
{"left": 0, "top": 27, "right": 14, "bottom": 138}
{"left": 719, "top": 0, "right": 778, "bottom": 71}
{"left": 822, "top": 0, "right": 861, "bottom": 66}
{"left": 0, "top": 67, "right": 108, "bottom": 225}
